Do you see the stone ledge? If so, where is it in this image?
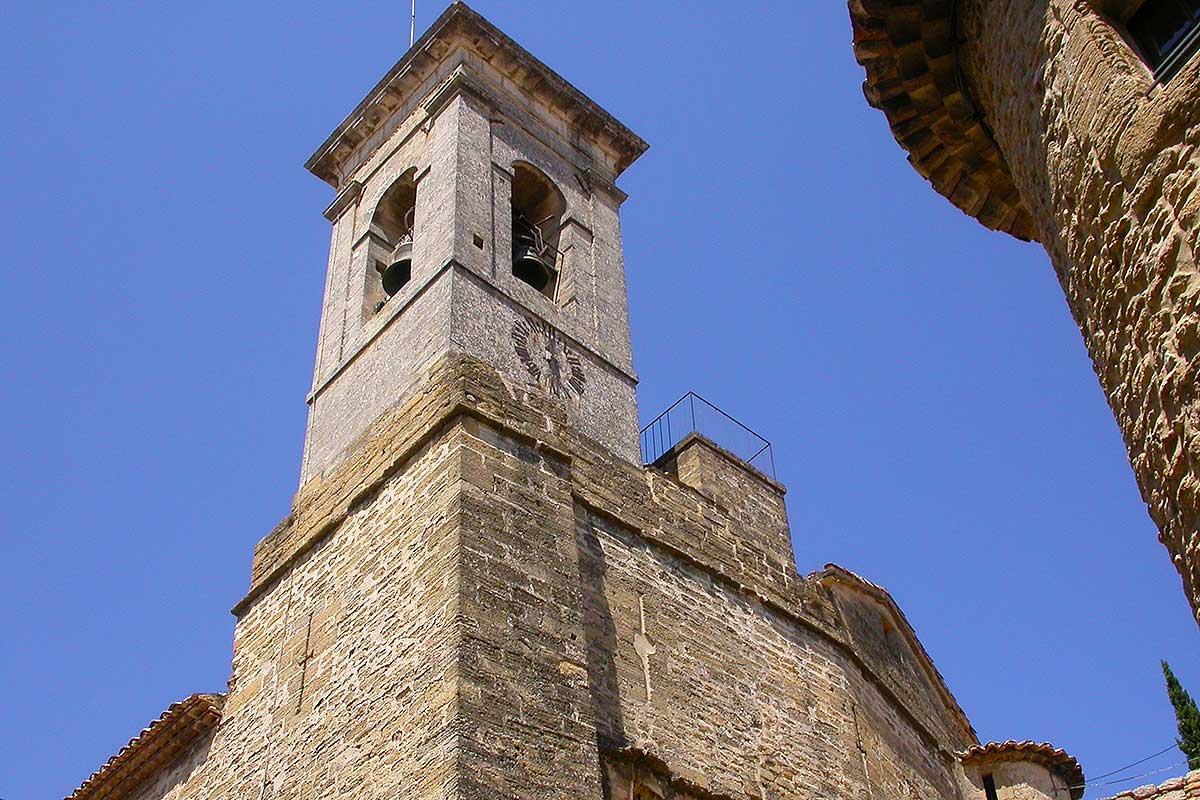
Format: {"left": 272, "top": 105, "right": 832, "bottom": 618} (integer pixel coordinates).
{"left": 306, "top": 259, "right": 638, "bottom": 407}
{"left": 847, "top": 0, "right": 1036, "bottom": 241}
{"left": 305, "top": 2, "right": 648, "bottom": 188}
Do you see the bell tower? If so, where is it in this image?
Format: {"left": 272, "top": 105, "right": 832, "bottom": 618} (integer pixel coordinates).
{"left": 299, "top": 3, "right": 648, "bottom": 482}
{"left": 67, "top": 10, "right": 1083, "bottom": 800}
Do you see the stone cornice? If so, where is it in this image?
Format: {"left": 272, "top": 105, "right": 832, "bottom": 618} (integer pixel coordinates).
{"left": 304, "top": 259, "right": 638, "bottom": 407}
{"left": 817, "top": 564, "right": 978, "bottom": 748}
{"left": 305, "top": 2, "right": 648, "bottom": 188}
{"left": 847, "top": 0, "right": 1036, "bottom": 242}
{"left": 322, "top": 178, "right": 362, "bottom": 222}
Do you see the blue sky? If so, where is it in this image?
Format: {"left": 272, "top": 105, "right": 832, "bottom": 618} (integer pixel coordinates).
{"left": 1, "top": 1, "right": 1196, "bottom": 798}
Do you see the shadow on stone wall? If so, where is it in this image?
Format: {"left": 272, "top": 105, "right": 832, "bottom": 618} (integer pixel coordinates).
{"left": 575, "top": 506, "right": 628, "bottom": 756}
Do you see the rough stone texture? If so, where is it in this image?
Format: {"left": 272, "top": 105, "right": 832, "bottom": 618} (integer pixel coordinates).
{"left": 84, "top": 357, "right": 988, "bottom": 800}
{"left": 69, "top": 6, "right": 1088, "bottom": 799}
{"left": 1100, "top": 770, "right": 1200, "bottom": 800}
{"left": 952, "top": 0, "right": 1200, "bottom": 629}
{"left": 851, "top": 0, "right": 1200, "bottom": 631}
{"left": 301, "top": 6, "right": 643, "bottom": 482}
{"left": 655, "top": 433, "right": 794, "bottom": 579}
{"left": 72, "top": 354, "right": 1005, "bottom": 800}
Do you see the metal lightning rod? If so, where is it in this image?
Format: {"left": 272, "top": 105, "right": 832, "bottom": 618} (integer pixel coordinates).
{"left": 410, "top": 0, "right": 416, "bottom": 46}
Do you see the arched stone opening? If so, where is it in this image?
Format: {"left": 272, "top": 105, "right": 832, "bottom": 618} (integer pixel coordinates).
{"left": 366, "top": 169, "right": 417, "bottom": 313}
{"left": 510, "top": 161, "right": 565, "bottom": 298}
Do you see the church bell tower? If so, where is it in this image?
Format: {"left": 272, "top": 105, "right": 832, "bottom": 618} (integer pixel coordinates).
{"left": 70, "top": 6, "right": 1067, "bottom": 800}
{"left": 300, "top": 3, "right": 648, "bottom": 482}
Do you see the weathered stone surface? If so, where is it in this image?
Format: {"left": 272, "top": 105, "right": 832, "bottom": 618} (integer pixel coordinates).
{"left": 955, "top": 0, "right": 1200, "bottom": 629}
{"left": 68, "top": 5, "right": 1083, "bottom": 799}
{"left": 72, "top": 354, "right": 997, "bottom": 800}
{"left": 1101, "top": 770, "right": 1200, "bottom": 800}
{"left": 850, "top": 0, "right": 1200, "bottom": 631}
{"left": 300, "top": 4, "right": 644, "bottom": 481}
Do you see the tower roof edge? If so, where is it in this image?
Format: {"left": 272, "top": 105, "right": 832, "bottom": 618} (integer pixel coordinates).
{"left": 305, "top": 2, "right": 649, "bottom": 187}
{"left": 847, "top": 0, "right": 1037, "bottom": 243}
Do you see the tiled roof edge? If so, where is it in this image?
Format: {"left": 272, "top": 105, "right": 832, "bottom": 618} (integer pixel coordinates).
{"left": 66, "top": 693, "right": 225, "bottom": 800}
{"left": 960, "top": 740, "right": 1086, "bottom": 799}
{"left": 846, "top": 0, "right": 1037, "bottom": 242}
{"left": 1099, "top": 769, "right": 1200, "bottom": 800}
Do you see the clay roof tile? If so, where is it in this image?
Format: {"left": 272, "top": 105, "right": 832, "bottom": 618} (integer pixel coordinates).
{"left": 66, "top": 693, "right": 224, "bottom": 800}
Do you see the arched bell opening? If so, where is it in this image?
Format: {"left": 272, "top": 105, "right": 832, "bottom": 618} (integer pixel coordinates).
{"left": 511, "top": 162, "right": 565, "bottom": 299}
{"left": 366, "top": 170, "right": 417, "bottom": 314}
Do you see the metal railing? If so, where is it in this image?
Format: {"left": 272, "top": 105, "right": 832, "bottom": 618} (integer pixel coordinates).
{"left": 640, "top": 392, "right": 776, "bottom": 479}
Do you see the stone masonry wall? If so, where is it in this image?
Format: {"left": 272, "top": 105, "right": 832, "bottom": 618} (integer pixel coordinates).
{"left": 144, "top": 422, "right": 467, "bottom": 800}
{"left": 303, "top": 49, "right": 644, "bottom": 483}
{"left": 826, "top": 578, "right": 967, "bottom": 750}
{"left": 956, "top": 0, "right": 1200, "bottom": 622}
{"left": 453, "top": 416, "right": 606, "bottom": 799}
{"left": 107, "top": 354, "right": 980, "bottom": 800}
{"left": 656, "top": 434, "right": 795, "bottom": 579}
{"left": 578, "top": 509, "right": 964, "bottom": 799}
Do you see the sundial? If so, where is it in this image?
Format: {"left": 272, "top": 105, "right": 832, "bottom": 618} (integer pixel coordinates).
{"left": 511, "top": 316, "right": 586, "bottom": 398}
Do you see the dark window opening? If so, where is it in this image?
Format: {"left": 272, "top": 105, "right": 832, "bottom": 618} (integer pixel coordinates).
{"left": 983, "top": 774, "right": 1000, "bottom": 800}
{"left": 1128, "top": 0, "right": 1200, "bottom": 78}
{"left": 511, "top": 162, "right": 565, "bottom": 299}
{"left": 366, "top": 172, "right": 417, "bottom": 315}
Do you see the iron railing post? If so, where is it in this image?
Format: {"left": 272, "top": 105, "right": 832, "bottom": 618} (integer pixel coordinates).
{"left": 639, "top": 391, "right": 775, "bottom": 479}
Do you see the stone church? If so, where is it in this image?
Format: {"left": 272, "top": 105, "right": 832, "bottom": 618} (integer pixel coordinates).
{"left": 65, "top": 3, "right": 1149, "bottom": 799}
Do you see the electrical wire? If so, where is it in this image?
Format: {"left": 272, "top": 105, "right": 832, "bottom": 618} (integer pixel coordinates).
{"left": 1083, "top": 743, "right": 1180, "bottom": 783}
{"left": 1069, "top": 759, "right": 1191, "bottom": 791}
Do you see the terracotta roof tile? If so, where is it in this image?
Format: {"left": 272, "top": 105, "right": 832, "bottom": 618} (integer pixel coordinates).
{"left": 960, "top": 740, "right": 1085, "bottom": 799}
{"left": 847, "top": 0, "right": 1036, "bottom": 242}
{"left": 66, "top": 693, "right": 224, "bottom": 800}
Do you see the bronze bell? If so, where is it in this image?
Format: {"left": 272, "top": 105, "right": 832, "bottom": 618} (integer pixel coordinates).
{"left": 512, "top": 242, "right": 552, "bottom": 292}
{"left": 381, "top": 238, "right": 413, "bottom": 297}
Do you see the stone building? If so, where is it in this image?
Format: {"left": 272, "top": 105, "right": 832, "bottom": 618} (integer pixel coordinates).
{"left": 68, "top": 4, "right": 1089, "bottom": 800}
{"left": 847, "top": 0, "right": 1200, "bottom": 625}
